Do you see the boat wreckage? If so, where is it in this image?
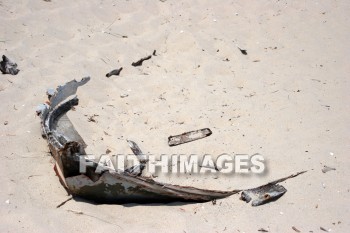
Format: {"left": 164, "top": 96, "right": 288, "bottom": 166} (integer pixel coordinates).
{"left": 37, "top": 77, "right": 305, "bottom": 205}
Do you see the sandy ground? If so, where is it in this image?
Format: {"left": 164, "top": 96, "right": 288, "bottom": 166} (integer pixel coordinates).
{"left": 1, "top": 0, "right": 349, "bottom": 232}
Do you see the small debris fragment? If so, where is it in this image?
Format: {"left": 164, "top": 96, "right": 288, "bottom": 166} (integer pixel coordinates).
{"left": 322, "top": 165, "right": 336, "bottom": 173}
{"left": 132, "top": 54, "right": 152, "bottom": 67}
{"left": 36, "top": 103, "right": 49, "bottom": 116}
{"left": 241, "top": 171, "right": 306, "bottom": 206}
{"left": 120, "top": 93, "right": 129, "bottom": 98}
{"left": 245, "top": 92, "right": 256, "bottom": 98}
{"left": 152, "top": 50, "right": 157, "bottom": 56}
{"left": 0, "top": 55, "right": 20, "bottom": 75}
{"left": 292, "top": 226, "right": 301, "bottom": 232}
{"left": 67, "top": 209, "right": 83, "bottom": 215}
{"left": 329, "top": 152, "right": 334, "bottom": 156}
{"left": 102, "top": 31, "right": 128, "bottom": 38}
{"left": 46, "top": 88, "right": 56, "bottom": 99}
{"left": 258, "top": 228, "right": 268, "bottom": 232}
{"left": 103, "top": 131, "right": 110, "bottom": 136}
{"left": 67, "top": 209, "right": 121, "bottom": 227}
{"left": 321, "top": 104, "right": 330, "bottom": 110}
{"left": 168, "top": 128, "right": 212, "bottom": 146}
{"left": 106, "top": 67, "right": 123, "bottom": 77}
{"left": 253, "top": 59, "right": 260, "bottom": 62}
{"left": 4, "top": 121, "right": 8, "bottom": 125}
{"left": 237, "top": 47, "right": 247, "bottom": 55}
{"left": 56, "top": 197, "right": 73, "bottom": 208}
{"left": 320, "top": 226, "right": 329, "bottom": 232}
{"left": 5, "top": 199, "right": 10, "bottom": 204}
{"left": 106, "top": 149, "right": 111, "bottom": 154}
{"left": 87, "top": 114, "right": 98, "bottom": 123}
{"left": 127, "top": 140, "right": 148, "bottom": 164}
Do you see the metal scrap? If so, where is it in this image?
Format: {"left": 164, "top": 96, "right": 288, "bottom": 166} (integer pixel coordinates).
{"left": 0, "top": 55, "right": 20, "bottom": 75}
{"left": 168, "top": 128, "right": 212, "bottom": 146}
{"left": 240, "top": 171, "right": 306, "bottom": 206}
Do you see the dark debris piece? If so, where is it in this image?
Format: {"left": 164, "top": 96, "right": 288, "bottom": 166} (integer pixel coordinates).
{"left": 0, "top": 55, "right": 20, "bottom": 75}
{"left": 258, "top": 228, "right": 269, "bottom": 232}
{"left": 125, "top": 140, "right": 148, "bottom": 176}
{"left": 238, "top": 48, "right": 247, "bottom": 55}
{"left": 240, "top": 171, "right": 306, "bottom": 206}
{"left": 106, "top": 67, "right": 123, "bottom": 77}
{"left": 322, "top": 165, "right": 336, "bottom": 173}
{"left": 87, "top": 114, "right": 98, "bottom": 123}
{"left": 127, "top": 140, "right": 149, "bottom": 164}
{"left": 168, "top": 128, "right": 212, "bottom": 147}
{"left": 46, "top": 88, "right": 56, "bottom": 99}
{"left": 132, "top": 55, "right": 152, "bottom": 66}
{"left": 241, "top": 184, "right": 287, "bottom": 206}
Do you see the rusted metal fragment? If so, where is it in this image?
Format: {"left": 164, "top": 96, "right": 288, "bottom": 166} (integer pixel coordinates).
{"left": 38, "top": 78, "right": 241, "bottom": 203}
{"left": 240, "top": 171, "right": 306, "bottom": 206}
{"left": 0, "top": 55, "right": 19, "bottom": 75}
{"left": 168, "top": 128, "right": 212, "bottom": 146}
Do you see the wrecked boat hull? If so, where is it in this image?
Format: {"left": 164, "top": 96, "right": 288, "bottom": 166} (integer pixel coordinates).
{"left": 66, "top": 173, "right": 237, "bottom": 203}
{"left": 38, "top": 78, "right": 306, "bottom": 205}
{"left": 38, "top": 78, "right": 240, "bottom": 203}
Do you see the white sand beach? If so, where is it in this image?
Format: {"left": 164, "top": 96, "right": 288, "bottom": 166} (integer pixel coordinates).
{"left": 0, "top": 0, "right": 349, "bottom": 232}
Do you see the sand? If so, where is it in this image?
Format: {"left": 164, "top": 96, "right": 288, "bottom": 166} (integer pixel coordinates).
{"left": 0, "top": 0, "right": 349, "bottom": 232}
